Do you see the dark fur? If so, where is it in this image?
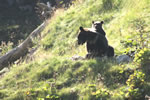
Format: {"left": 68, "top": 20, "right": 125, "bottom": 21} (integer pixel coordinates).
{"left": 92, "top": 21, "right": 106, "bottom": 36}
{"left": 78, "top": 27, "right": 109, "bottom": 58}
{"left": 107, "top": 46, "right": 114, "bottom": 57}
{"left": 92, "top": 21, "right": 115, "bottom": 57}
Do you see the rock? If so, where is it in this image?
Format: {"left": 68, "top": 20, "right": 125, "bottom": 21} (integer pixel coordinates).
{"left": 71, "top": 55, "right": 85, "bottom": 61}
{"left": 6, "top": 0, "right": 15, "bottom": 6}
{"left": 116, "top": 55, "right": 132, "bottom": 63}
{"left": 19, "top": 5, "right": 33, "bottom": 12}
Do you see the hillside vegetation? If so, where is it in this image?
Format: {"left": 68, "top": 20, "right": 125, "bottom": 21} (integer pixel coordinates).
{"left": 0, "top": 0, "right": 150, "bottom": 100}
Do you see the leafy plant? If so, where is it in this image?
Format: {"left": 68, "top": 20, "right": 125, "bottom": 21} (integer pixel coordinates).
{"left": 118, "top": 65, "right": 133, "bottom": 83}
{"left": 134, "top": 48, "right": 150, "bottom": 65}
{"left": 0, "top": 41, "right": 13, "bottom": 55}
{"left": 120, "top": 19, "right": 150, "bottom": 58}
{"left": 38, "top": 83, "right": 60, "bottom": 100}
{"left": 26, "top": 82, "right": 60, "bottom": 100}
{"left": 91, "top": 88, "right": 111, "bottom": 100}
{"left": 125, "top": 71, "right": 145, "bottom": 100}
{"left": 89, "top": 84, "right": 111, "bottom": 100}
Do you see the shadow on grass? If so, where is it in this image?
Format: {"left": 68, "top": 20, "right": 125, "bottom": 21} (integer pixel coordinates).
{"left": 60, "top": 91, "right": 79, "bottom": 100}
{"left": 55, "top": 57, "right": 129, "bottom": 90}
{"left": 87, "top": 57, "right": 133, "bottom": 88}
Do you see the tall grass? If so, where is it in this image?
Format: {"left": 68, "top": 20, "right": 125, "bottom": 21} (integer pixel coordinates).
{"left": 0, "top": 0, "right": 150, "bottom": 100}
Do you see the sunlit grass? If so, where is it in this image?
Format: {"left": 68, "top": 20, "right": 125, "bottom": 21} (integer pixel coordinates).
{"left": 0, "top": 0, "right": 150, "bottom": 99}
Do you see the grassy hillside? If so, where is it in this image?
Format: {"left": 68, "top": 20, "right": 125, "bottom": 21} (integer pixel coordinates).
{"left": 0, "top": 0, "right": 150, "bottom": 100}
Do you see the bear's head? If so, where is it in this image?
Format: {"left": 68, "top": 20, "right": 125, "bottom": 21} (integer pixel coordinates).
{"left": 77, "top": 27, "right": 87, "bottom": 45}
{"left": 92, "top": 21, "right": 104, "bottom": 31}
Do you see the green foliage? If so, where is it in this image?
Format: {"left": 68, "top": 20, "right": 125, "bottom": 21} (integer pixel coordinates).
{"left": 134, "top": 48, "right": 150, "bottom": 65}
{"left": 130, "top": 19, "right": 149, "bottom": 49}
{"left": 126, "top": 71, "right": 145, "bottom": 100}
{"left": 0, "top": 41, "right": 13, "bottom": 55}
{"left": 102, "top": 0, "right": 122, "bottom": 11}
{"left": 0, "top": 90, "right": 8, "bottom": 99}
{"left": 118, "top": 65, "right": 133, "bottom": 83}
{"left": 91, "top": 88, "right": 111, "bottom": 100}
{"left": 102, "top": 0, "right": 113, "bottom": 10}
{"left": 23, "top": 82, "right": 60, "bottom": 100}
{"left": 88, "top": 84, "right": 111, "bottom": 100}
{"left": 1, "top": 0, "right": 150, "bottom": 100}
{"left": 37, "top": 83, "right": 60, "bottom": 100}
{"left": 41, "top": 31, "right": 55, "bottom": 50}
{"left": 126, "top": 71, "right": 145, "bottom": 88}
{"left": 120, "top": 18, "right": 150, "bottom": 56}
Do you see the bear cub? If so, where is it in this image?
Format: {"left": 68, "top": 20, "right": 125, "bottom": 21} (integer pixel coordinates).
{"left": 92, "top": 21, "right": 106, "bottom": 36}
{"left": 91, "top": 21, "right": 114, "bottom": 57}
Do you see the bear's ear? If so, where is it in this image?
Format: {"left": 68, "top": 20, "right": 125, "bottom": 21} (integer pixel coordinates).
{"left": 79, "top": 27, "right": 84, "bottom": 31}
{"left": 101, "top": 21, "right": 104, "bottom": 24}
{"left": 92, "top": 21, "right": 95, "bottom": 24}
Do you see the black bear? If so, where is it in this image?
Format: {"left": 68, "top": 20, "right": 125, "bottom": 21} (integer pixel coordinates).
{"left": 107, "top": 46, "right": 114, "bottom": 57}
{"left": 92, "top": 21, "right": 114, "bottom": 57}
{"left": 92, "top": 21, "right": 106, "bottom": 36}
{"left": 77, "top": 26, "right": 109, "bottom": 58}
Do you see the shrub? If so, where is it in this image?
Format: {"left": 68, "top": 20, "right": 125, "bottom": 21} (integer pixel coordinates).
{"left": 125, "top": 71, "right": 145, "bottom": 100}
{"left": 89, "top": 84, "right": 111, "bottom": 100}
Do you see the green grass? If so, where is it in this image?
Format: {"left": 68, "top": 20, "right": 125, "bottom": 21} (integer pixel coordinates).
{"left": 0, "top": 0, "right": 150, "bottom": 100}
